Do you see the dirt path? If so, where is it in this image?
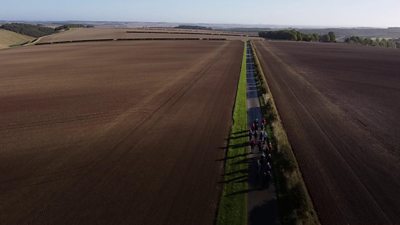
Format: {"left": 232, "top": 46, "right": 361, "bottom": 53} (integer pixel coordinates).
{"left": 0, "top": 41, "right": 243, "bottom": 225}
{"left": 254, "top": 40, "right": 400, "bottom": 225}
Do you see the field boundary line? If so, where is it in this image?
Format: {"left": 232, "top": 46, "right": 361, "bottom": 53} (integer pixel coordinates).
{"left": 34, "top": 38, "right": 228, "bottom": 46}
{"left": 251, "top": 41, "right": 320, "bottom": 225}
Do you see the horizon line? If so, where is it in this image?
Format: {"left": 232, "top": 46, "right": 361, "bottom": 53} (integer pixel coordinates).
{"left": 0, "top": 19, "right": 396, "bottom": 29}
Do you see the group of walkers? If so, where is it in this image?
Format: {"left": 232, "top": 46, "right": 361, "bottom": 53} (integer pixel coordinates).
{"left": 249, "top": 118, "right": 273, "bottom": 185}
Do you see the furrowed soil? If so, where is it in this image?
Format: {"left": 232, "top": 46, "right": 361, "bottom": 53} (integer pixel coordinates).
{"left": 254, "top": 40, "right": 400, "bottom": 225}
{"left": 0, "top": 40, "right": 243, "bottom": 225}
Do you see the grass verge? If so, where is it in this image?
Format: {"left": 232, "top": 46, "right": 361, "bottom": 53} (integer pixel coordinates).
{"left": 216, "top": 42, "right": 248, "bottom": 225}
{"left": 250, "top": 41, "right": 320, "bottom": 225}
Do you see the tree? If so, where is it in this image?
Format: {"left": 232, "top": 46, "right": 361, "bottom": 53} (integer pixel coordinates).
{"left": 259, "top": 30, "right": 335, "bottom": 43}
{"left": 302, "top": 34, "right": 312, "bottom": 42}
{"left": 345, "top": 36, "right": 397, "bottom": 48}
{"left": 378, "top": 38, "right": 388, "bottom": 47}
{"left": 259, "top": 30, "right": 300, "bottom": 41}
{"left": 295, "top": 30, "right": 303, "bottom": 41}
{"left": 0, "top": 23, "right": 55, "bottom": 37}
{"left": 312, "top": 33, "right": 320, "bottom": 42}
{"left": 320, "top": 34, "right": 331, "bottom": 42}
{"left": 328, "top": 32, "right": 336, "bottom": 42}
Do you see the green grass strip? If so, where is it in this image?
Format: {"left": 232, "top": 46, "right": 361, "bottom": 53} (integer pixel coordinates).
{"left": 216, "top": 42, "right": 248, "bottom": 225}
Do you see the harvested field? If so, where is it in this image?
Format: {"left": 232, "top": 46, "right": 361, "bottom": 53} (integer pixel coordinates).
{"left": 0, "top": 29, "right": 34, "bottom": 49}
{"left": 254, "top": 40, "right": 400, "bottom": 225}
{"left": 38, "top": 28, "right": 259, "bottom": 43}
{"left": 126, "top": 30, "right": 247, "bottom": 37}
{"left": 0, "top": 40, "right": 243, "bottom": 225}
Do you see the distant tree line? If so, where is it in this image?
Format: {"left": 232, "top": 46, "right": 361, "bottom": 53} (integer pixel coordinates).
{"left": 0, "top": 23, "right": 56, "bottom": 38}
{"left": 1, "top": 23, "right": 95, "bottom": 38}
{"left": 175, "top": 25, "right": 212, "bottom": 30}
{"left": 344, "top": 36, "right": 398, "bottom": 48}
{"left": 55, "top": 24, "right": 94, "bottom": 31}
{"left": 259, "top": 29, "right": 336, "bottom": 42}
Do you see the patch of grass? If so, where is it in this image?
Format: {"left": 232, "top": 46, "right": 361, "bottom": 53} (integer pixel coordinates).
{"left": 216, "top": 42, "right": 248, "bottom": 225}
{"left": 0, "top": 29, "right": 34, "bottom": 49}
{"left": 251, "top": 41, "right": 320, "bottom": 225}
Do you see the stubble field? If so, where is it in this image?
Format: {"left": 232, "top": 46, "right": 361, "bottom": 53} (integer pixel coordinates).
{"left": 0, "top": 29, "right": 34, "bottom": 49}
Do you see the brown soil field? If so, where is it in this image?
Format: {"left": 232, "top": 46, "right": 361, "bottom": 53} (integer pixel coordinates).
{"left": 0, "top": 40, "right": 243, "bottom": 224}
{"left": 38, "top": 28, "right": 259, "bottom": 43}
{"left": 254, "top": 40, "right": 400, "bottom": 225}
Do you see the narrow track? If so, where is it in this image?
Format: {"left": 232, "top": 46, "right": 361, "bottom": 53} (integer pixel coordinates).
{"left": 246, "top": 42, "right": 279, "bottom": 225}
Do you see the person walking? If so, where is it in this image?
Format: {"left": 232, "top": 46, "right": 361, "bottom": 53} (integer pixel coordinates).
{"left": 248, "top": 129, "right": 253, "bottom": 141}
{"left": 253, "top": 128, "right": 258, "bottom": 140}
{"left": 250, "top": 139, "right": 256, "bottom": 152}
{"left": 267, "top": 153, "right": 272, "bottom": 162}
{"left": 253, "top": 119, "right": 259, "bottom": 131}
{"left": 262, "top": 118, "right": 267, "bottom": 127}
{"left": 257, "top": 140, "right": 262, "bottom": 153}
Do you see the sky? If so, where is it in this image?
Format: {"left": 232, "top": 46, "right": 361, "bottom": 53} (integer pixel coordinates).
{"left": 1, "top": 0, "right": 399, "bottom": 27}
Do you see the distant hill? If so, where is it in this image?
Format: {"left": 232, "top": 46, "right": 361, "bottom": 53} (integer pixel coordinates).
{"left": 0, "top": 29, "right": 34, "bottom": 49}
{"left": 299, "top": 28, "right": 400, "bottom": 41}
{"left": 388, "top": 27, "right": 400, "bottom": 31}
{"left": 175, "top": 25, "right": 212, "bottom": 30}
{"left": 0, "top": 23, "right": 55, "bottom": 38}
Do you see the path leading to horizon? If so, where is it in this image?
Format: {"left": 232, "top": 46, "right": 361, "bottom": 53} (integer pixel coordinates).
{"left": 246, "top": 43, "right": 279, "bottom": 225}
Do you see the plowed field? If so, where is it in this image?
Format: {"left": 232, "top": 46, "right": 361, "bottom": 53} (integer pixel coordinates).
{"left": 254, "top": 40, "right": 400, "bottom": 225}
{"left": 0, "top": 40, "right": 243, "bottom": 225}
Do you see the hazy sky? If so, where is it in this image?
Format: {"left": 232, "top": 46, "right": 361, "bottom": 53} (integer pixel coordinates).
{"left": 1, "top": 0, "right": 399, "bottom": 27}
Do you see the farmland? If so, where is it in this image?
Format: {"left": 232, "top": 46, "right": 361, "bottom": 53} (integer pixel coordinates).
{"left": 2, "top": 24, "right": 400, "bottom": 225}
{"left": 254, "top": 40, "right": 400, "bottom": 225}
{"left": 37, "top": 28, "right": 258, "bottom": 43}
{"left": 0, "top": 29, "right": 34, "bottom": 49}
{"left": 0, "top": 40, "right": 243, "bottom": 224}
